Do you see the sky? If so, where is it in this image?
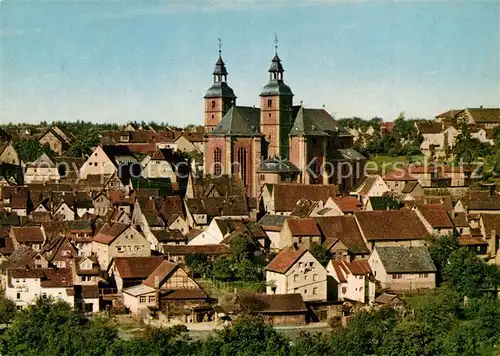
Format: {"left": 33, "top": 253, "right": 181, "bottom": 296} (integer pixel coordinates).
{"left": 1, "top": 1, "right": 499, "bottom": 127}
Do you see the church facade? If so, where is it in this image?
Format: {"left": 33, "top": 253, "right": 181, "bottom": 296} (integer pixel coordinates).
{"left": 203, "top": 49, "right": 366, "bottom": 198}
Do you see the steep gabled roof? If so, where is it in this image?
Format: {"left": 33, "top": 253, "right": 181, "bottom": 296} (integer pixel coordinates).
{"left": 464, "top": 108, "right": 500, "bottom": 123}
{"left": 315, "top": 216, "right": 369, "bottom": 254}
{"left": 210, "top": 106, "right": 261, "bottom": 136}
{"left": 417, "top": 204, "right": 454, "bottom": 229}
{"left": 112, "top": 256, "right": 165, "bottom": 279}
{"left": 290, "top": 107, "right": 344, "bottom": 137}
{"left": 93, "top": 222, "right": 130, "bottom": 245}
{"left": 143, "top": 260, "right": 178, "bottom": 288}
{"left": 11, "top": 227, "right": 45, "bottom": 243}
{"left": 265, "top": 247, "right": 307, "bottom": 274}
{"left": 286, "top": 218, "right": 321, "bottom": 236}
{"left": 272, "top": 183, "right": 338, "bottom": 212}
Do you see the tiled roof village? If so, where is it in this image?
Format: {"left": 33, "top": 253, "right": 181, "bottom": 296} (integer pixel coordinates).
{"left": 0, "top": 50, "right": 499, "bottom": 327}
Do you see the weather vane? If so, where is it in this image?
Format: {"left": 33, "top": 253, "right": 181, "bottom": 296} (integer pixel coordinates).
{"left": 274, "top": 34, "right": 279, "bottom": 53}
{"left": 218, "top": 37, "right": 222, "bottom": 55}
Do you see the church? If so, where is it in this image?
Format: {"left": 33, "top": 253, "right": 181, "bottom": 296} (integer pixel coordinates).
{"left": 203, "top": 45, "right": 366, "bottom": 198}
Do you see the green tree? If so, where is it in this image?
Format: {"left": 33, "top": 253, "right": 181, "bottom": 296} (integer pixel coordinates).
{"left": 185, "top": 253, "right": 211, "bottom": 278}
{"left": 309, "top": 243, "right": 332, "bottom": 266}
{"left": 235, "top": 259, "right": 261, "bottom": 282}
{"left": 427, "top": 233, "right": 460, "bottom": 279}
{"left": 380, "top": 321, "right": 440, "bottom": 356}
{"left": 442, "top": 247, "right": 500, "bottom": 297}
{"left": 0, "top": 297, "right": 117, "bottom": 356}
{"left": 211, "top": 256, "right": 235, "bottom": 281}
{"left": 229, "top": 234, "right": 256, "bottom": 262}
{"left": 12, "top": 138, "right": 52, "bottom": 162}
{"left": 200, "top": 315, "right": 289, "bottom": 356}
{"left": 0, "top": 295, "right": 16, "bottom": 325}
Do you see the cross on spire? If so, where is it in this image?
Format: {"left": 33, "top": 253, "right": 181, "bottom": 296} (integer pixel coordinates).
{"left": 218, "top": 37, "right": 222, "bottom": 55}
{"left": 274, "top": 34, "right": 279, "bottom": 54}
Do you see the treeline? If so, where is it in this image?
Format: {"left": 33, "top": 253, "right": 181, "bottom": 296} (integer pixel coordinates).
{"left": 339, "top": 113, "right": 423, "bottom": 157}
{"left": 0, "top": 235, "right": 499, "bottom": 356}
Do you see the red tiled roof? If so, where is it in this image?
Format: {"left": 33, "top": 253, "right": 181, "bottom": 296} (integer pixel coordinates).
{"left": 272, "top": 184, "right": 338, "bottom": 212}
{"left": 332, "top": 260, "right": 372, "bottom": 283}
{"left": 417, "top": 204, "right": 454, "bottom": 228}
{"left": 382, "top": 170, "right": 418, "bottom": 181}
{"left": 355, "top": 210, "right": 429, "bottom": 241}
{"left": 143, "top": 260, "right": 178, "bottom": 288}
{"left": 265, "top": 247, "right": 307, "bottom": 274}
{"left": 286, "top": 218, "right": 321, "bottom": 236}
{"left": 93, "top": 222, "right": 130, "bottom": 245}
{"left": 162, "top": 244, "right": 230, "bottom": 256}
{"left": 112, "top": 256, "right": 165, "bottom": 279}
{"left": 331, "top": 197, "right": 362, "bottom": 212}
{"left": 315, "top": 216, "right": 369, "bottom": 254}
{"left": 11, "top": 227, "right": 45, "bottom": 243}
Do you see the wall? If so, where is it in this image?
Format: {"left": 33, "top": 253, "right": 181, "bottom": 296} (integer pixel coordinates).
{"left": 80, "top": 146, "right": 116, "bottom": 179}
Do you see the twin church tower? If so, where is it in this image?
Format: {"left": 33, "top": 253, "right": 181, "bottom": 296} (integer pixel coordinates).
{"left": 203, "top": 40, "right": 364, "bottom": 198}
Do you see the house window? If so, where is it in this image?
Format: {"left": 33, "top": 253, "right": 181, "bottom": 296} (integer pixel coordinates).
{"left": 313, "top": 274, "right": 318, "bottom": 281}
{"left": 313, "top": 287, "right": 318, "bottom": 295}
{"left": 392, "top": 274, "right": 402, "bottom": 279}
{"left": 213, "top": 148, "right": 222, "bottom": 176}
{"left": 298, "top": 262, "right": 303, "bottom": 268}
{"left": 293, "top": 274, "right": 299, "bottom": 282}
{"left": 419, "top": 273, "right": 428, "bottom": 278}
{"left": 148, "top": 296, "right": 156, "bottom": 303}
{"left": 16, "top": 292, "right": 21, "bottom": 300}
{"left": 139, "top": 296, "right": 147, "bottom": 304}
{"left": 341, "top": 287, "right": 347, "bottom": 294}
{"left": 304, "top": 289, "right": 308, "bottom": 294}
{"left": 294, "top": 288, "right": 298, "bottom": 293}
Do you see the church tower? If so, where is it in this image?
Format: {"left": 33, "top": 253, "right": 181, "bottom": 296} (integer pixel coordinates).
{"left": 204, "top": 41, "right": 236, "bottom": 132}
{"left": 260, "top": 37, "right": 294, "bottom": 159}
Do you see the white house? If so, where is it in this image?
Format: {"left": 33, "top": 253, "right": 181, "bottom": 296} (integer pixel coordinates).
{"left": 326, "top": 259, "right": 375, "bottom": 304}
{"left": 368, "top": 246, "right": 437, "bottom": 292}
{"left": 5, "top": 268, "right": 74, "bottom": 310}
{"left": 265, "top": 247, "right": 327, "bottom": 302}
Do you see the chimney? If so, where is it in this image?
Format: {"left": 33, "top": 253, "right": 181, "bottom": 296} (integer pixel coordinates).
{"left": 154, "top": 275, "right": 160, "bottom": 289}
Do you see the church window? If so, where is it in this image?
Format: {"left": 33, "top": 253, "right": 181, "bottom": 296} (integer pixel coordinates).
{"left": 237, "top": 147, "right": 248, "bottom": 186}
{"left": 211, "top": 100, "right": 216, "bottom": 109}
{"left": 213, "top": 148, "right": 222, "bottom": 176}
{"left": 267, "top": 99, "right": 272, "bottom": 107}
{"left": 211, "top": 114, "right": 214, "bottom": 119}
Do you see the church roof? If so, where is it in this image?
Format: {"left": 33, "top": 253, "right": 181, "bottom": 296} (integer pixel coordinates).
{"left": 257, "top": 158, "right": 300, "bottom": 173}
{"left": 268, "top": 54, "right": 284, "bottom": 73}
{"left": 213, "top": 55, "right": 228, "bottom": 76}
{"left": 204, "top": 82, "right": 236, "bottom": 99}
{"left": 260, "top": 80, "right": 293, "bottom": 97}
{"left": 289, "top": 107, "right": 348, "bottom": 137}
{"left": 210, "top": 106, "right": 261, "bottom": 136}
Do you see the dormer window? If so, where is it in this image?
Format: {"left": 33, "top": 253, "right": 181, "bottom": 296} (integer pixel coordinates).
{"left": 120, "top": 135, "right": 130, "bottom": 142}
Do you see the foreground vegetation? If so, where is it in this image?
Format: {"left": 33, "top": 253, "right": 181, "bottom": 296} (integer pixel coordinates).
{"left": 0, "top": 235, "right": 498, "bottom": 355}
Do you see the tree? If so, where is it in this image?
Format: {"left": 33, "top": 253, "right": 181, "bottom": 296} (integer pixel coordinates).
{"left": 235, "top": 259, "right": 261, "bottom": 282}
{"left": 442, "top": 247, "right": 500, "bottom": 297}
{"left": 0, "top": 295, "right": 16, "bottom": 325}
{"left": 309, "top": 243, "right": 332, "bottom": 266}
{"left": 69, "top": 129, "right": 100, "bottom": 157}
{"left": 0, "top": 297, "right": 118, "bottom": 356}
{"left": 12, "top": 138, "right": 52, "bottom": 163}
{"left": 211, "top": 256, "right": 235, "bottom": 281}
{"left": 427, "top": 233, "right": 460, "bottom": 279}
{"left": 200, "top": 315, "right": 290, "bottom": 356}
{"left": 380, "top": 321, "right": 439, "bottom": 356}
{"left": 185, "top": 253, "right": 211, "bottom": 278}
{"left": 229, "top": 234, "right": 256, "bottom": 262}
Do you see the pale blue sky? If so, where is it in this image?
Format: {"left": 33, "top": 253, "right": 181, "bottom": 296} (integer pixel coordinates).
{"left": 1, "top": 1, "right": 499, "bottom": 126}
